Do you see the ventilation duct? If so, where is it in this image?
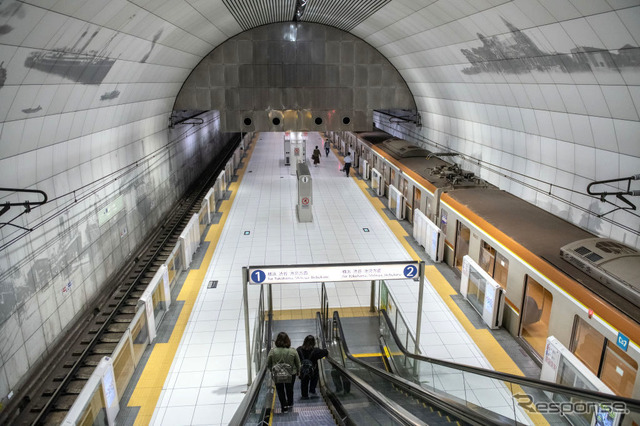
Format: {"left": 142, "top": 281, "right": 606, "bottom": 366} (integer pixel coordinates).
{"left": 561, "top": 238, "right": 640, "bottom": 302}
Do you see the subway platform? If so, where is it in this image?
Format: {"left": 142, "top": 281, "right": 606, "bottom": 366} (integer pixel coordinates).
{"left": 116, "top": 131, "right": 539, "bottom": 425}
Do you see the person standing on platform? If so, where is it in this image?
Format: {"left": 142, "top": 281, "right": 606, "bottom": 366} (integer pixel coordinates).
{"left": 267, "top": 332, "right": 300, "bottom": 413}
{"left": 312, "top": 146, "right": 321, "bottom": 167}
{"left": 296, "top": 335, "right": 328, "bottom": 400}
{"left": 324, "top": 140, "right": 330, "bottom": 157}
{"left": 343, "top": 153, "right": 352, "bottom": 177}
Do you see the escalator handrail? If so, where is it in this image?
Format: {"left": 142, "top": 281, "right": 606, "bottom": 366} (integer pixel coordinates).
{"left": 228, "top": 299, "right": 273, "bottom": 426}
{"left": 228, "top": 364, "right": 269, "bottom": 426}
{"left": 330, "top": 311, "right": 506, "bottom": 426}
{"left": 380, "top": 308, "right": 640, "bottom": 407}
{"left": 315, "top": 313, "right": 425, "bottom": 426}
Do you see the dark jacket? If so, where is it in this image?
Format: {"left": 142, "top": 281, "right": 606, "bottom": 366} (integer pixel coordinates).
{"left": 296, "top": 346, "right": 329, "bottom": 367}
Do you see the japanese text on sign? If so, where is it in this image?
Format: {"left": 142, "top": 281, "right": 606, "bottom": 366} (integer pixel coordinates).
{"left": 248, "top": 262, "right": 419, "bottom": 284}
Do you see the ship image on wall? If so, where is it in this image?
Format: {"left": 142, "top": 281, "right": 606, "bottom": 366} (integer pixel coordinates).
{"left": 24, "top": 29, "right": 116, "bottom": 84}
{"left": 0, "top": 61, "right": 6, "bottom": 90}
{"left": 461, "top": 18, "right": 640, "bottom": 75}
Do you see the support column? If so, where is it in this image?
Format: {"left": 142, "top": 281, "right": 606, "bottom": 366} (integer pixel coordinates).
{"left": 416, "top": 261, "right": 425, "bottom": 355}
{"left": 370, "top": 280, "right": 376, "bottom": 312}
{"left": 242, "top": 267, "right": 252, "bottom": 386}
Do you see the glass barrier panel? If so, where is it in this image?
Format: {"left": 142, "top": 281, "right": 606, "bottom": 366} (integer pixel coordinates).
{"left": 166, "top": 243, "right": 183, "bottom": 290}
{"left": 112, "top": 331, "right": 135, "bottom": 399}
{"left": 152, "top": 282, "right": 167, "bottom": 325}
{"left": 77, "top": 382, "right": 108, "bottom": 426}
{"left": 130, "top": 308, "right": 149, "bottom": 365}
{"left": 242, "top": 371, "right": 273, "bottom": 423}
{"left": 198, "top": 206, "right": 208, "bottom": 238}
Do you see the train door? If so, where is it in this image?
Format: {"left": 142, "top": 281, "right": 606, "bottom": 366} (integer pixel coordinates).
{"left": 401, "top": 178, "right": 413, "bottom": 224}
{"left": 519, "top": 276, "right": 553, "bottom": 360}
{"left": 389, "top": 168, "right": 396, "bottom": 198}
{"left": 453, "top": 221, "right": 470, "bottom": 271}
{"left": 570, "top": 317, "right": 638, "bottom": 397}
{"left": 414, "top": 187, "right": 422, "bottom": 218}
{"left": 382, "top": 163, "right": 389, "bottom": 197}
{"left": 353, "top": 145, "right": 359, "bottom": 168}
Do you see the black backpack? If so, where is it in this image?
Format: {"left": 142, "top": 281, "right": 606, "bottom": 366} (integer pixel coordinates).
{"left": 299, "top": 351, "right": 315, "bottom": 380}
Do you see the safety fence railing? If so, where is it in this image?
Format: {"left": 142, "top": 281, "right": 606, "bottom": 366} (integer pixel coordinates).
{"left": 379, "top": 280, "right": 419, "bottom": 355}
{"left": 62, "top": 132, "right": 252, "bottom": 425}
{"left": 378, "top": 281, "right": 640, "bottom": 426}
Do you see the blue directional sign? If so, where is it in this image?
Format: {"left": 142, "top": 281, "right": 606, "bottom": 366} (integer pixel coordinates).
{"left": 617, "top": 332, "right": 629, "bottom": 352}
{"left": 403, "top": 265, "right": 418, "bottom": 278}
{"left": 250, "top": 269, "right": 266, "bottom": 284}
{"left": 247, "top": 261, "right": 421, "bottom": 285}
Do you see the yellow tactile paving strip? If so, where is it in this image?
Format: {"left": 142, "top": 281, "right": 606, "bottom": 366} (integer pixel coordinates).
{"left": 331, "top": 139, "right": 547, "bottom": 425}
{"left": 128, "top": 139, "right": 257, "bottom": 425}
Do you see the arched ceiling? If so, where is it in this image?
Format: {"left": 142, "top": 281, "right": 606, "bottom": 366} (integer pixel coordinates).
{"left": 0, "top": 0, "right": 639, "bottom": 247}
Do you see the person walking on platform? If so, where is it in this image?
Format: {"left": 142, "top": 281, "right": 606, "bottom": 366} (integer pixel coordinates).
{"left": 296, "top": 335, "right": 328, "bottom": 400}
{"left": 267, "top": 332, "right": 300, "bottom": 413}
{"left": 343, "top": 152, "right": 352, "bottom": 177}
{"left": 324, "top": 140, "right": 330, "bottom": 157}
{"left": 312, "top": 146, "right": 321, "bottom": 167}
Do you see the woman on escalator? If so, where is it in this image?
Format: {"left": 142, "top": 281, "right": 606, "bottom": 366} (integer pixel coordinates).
{"left": 267, "top": 332, "right": 300, "bottom": 413}
{"left": 296, "top": 335, "right": 328, "bottom": 400}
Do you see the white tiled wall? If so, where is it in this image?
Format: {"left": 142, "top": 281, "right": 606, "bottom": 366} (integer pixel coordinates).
{"left": 362, "top": 2, "right": 640, "bottom": 250}
{"left": 0, "top": 0, "right": 639, "bottom": 409}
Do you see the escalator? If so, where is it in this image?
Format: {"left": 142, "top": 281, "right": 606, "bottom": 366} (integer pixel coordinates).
{"left": 376, "top": 308, "right": 640, "bottom": 426}
{"left": 230, "top": 279, "right": 640, "bottom": 425}
{"left": 229, "top": 310, "right": 427, "bottom": 425}
{"left": 326, "top": 312, "right": 511, "bottom": 425}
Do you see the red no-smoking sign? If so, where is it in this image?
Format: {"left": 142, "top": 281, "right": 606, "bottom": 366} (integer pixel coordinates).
{"left": 301, "top": 197, "right": 309, "bottom": 205}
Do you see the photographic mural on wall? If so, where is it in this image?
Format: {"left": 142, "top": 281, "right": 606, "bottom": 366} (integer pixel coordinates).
{"left": 24, "top": 28, "right": 116, "bottom": 85}
{"left": 0, "top": 61, "right": 5, "bottom": 90}
{"left": 461, "top": 18, "right": 640, "bottom": 75}
{"left": 0, "top": 0, "right": 24, "bottom": 35}
{"left": 100, "top": 90, "right": 120, "bottom": 101}
{"left": 140, "top": 29, "right": 163, "bottom": 63}
{"left": 21, "top": 105, "right": 41, "bottom": 114}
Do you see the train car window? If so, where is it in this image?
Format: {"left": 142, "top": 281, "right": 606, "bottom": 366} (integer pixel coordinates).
{"left": 479, "top": 242, "right": 496, "bottom": 275}
{"left": 479, "top": 241, "right": 509, "bottom": 290}
{"left": 454, "top": 222, "right": 471, "bottom": 271}
{"left": 570, "top": 316, "right": 606, "bottom": 375}
{"left": 600, "top": 341, "right": 638, "bottom": 397}
{"left": 440, "top": 209, "right": 447, "bottom": 233}
{"left": 520, "top": 276, "right": 553, "bottom": 359}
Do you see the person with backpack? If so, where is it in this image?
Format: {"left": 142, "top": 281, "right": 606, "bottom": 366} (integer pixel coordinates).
{"left": 296, "top": 335, "right": 329, "bottom": 400}
{"left": 267, "top": 332, "right": 300, "bottom": 413}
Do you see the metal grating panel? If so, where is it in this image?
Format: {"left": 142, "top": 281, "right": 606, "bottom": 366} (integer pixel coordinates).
{"left": 301, "top": 0, "right": 391, "bottom": 32}
{"left": 222, "top": 0, "right": 297, "bottom": 31}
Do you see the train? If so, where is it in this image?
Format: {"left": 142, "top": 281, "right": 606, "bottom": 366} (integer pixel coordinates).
{"left": 325, "top": 128, "right": 640, "bottom": 400}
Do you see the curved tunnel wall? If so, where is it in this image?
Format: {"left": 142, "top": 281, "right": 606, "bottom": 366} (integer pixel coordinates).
{"left": 0, "top": 0, "right": 639, "bottom": 406}
{"left": 358, "top": 3, "right": 640, "bottom": 250}
{"left": 174, "top": 22, "right": 417, "bottom": 132}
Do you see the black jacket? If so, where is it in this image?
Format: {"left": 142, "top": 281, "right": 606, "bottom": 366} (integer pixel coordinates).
{"left": 296, "top": 346, "right": 329, "bottom": 366}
